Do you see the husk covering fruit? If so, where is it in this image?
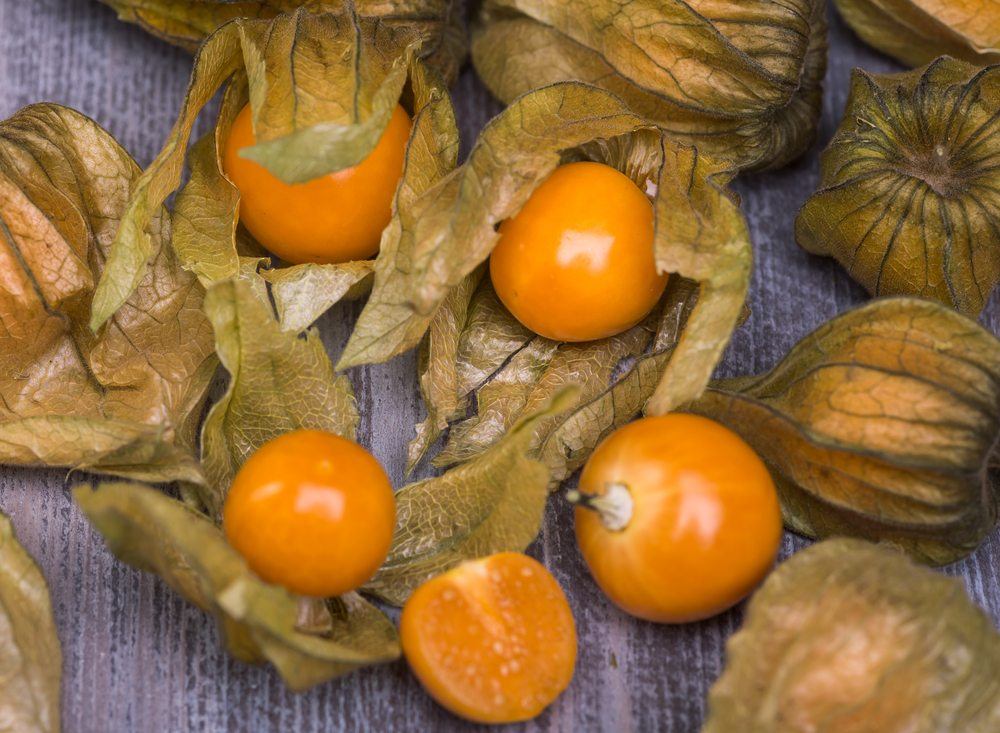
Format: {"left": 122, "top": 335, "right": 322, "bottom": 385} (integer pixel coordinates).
{"left": 91, "top": 4, "right": 460, "bottom": 332}
{"left": 797, "top": 58, "right": 1000, "bottom": 316}
{"left": 834, "top": 0, "right": 1000, "bottom": 67}
{"left": 471, "top": 0, "right": 828, "bottom": 172}
{"left": 691, "top": 298, "right": 1000, "bottom": 565}
{"left": 704, "top": 539, "right": 1000, "bottom": 732}
{"left": 0, "top": 103, "right": 216, "bottom": 484}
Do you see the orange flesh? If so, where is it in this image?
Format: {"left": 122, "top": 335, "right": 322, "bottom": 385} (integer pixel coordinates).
{"left": 575, "top": 414, "right": 782, "bottom": 623}
{"left": 489, "top": 161, "right": 667, "bottom": 342}
{"left": 222, "top": 103, "right": 411, "bottom": 264}
{"left": 400, "top": 553, "right": 577, "bottom": 724}
{"left": 223, "top": 429, "right": 396, "bottom": 598}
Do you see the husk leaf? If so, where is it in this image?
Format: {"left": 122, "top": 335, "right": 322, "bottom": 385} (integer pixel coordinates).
{"left": 796, "top": 59, "right": 1000, "bottom": 316}
{"left": 0, "top": 103, "right": 215, "bottom": 484}
{"left": 834, "top": 0, "right": 1000, "bottom": 67}
{"left": 364, "top": 387, "right": 579, "bottom": 606}
{"left": 691, "top": 297, "right": 1000, "bottom": 565}
{"left": 471, "top": 0, "right": 827, "bottom": 172}
{"left": 199, "top": 278, "right": 359, "bottom": 519}
{"left": 704, "top": 538, "right": 1000, "bottom": 732}
{"left": 75, "top": 482, "right": 399, "bottom": 691}
{"left": 0, "top": 513, "right": 61, "bottom": 733}
{"left": 99, "top": 0, "right": 466, "bottom": 82}
{"left": 93, "top": 4, "right": 459, "bottom": 330}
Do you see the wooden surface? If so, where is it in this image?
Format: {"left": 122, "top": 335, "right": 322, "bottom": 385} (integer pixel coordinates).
{"left": 1, "top": 1, "right": 998, "bottom": 731}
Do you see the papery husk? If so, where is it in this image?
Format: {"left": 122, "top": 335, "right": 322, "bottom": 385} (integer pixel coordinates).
{"left": 691, "top": 297, "right": 1000, "bottom": 565}
{"left": 704, "top": 538, "right": 1000, "bottom": 732}
{"left": 0, "top": 514, "right": 61, "bottom": 733}
{"left": 99, "top": 0, "right": 466, "bottom": 82}
{"left": 0, "top": 103, "right": 215, "bottom": 484}
{"left": 93, "top": 4, "right": 459, "bottom": 330}
{"left": 336, "top": 83, "right": 751, "bottom": 481}
{"left": 796, "top": 58, "right": 1000, "bottom": 316}
{"left": 471, "top": 0, "right": 827, "bottom": 172}
{"left": 76, "top": 482, "right": 400, "bottom": 691}
{"left": 834, "top": 0, "right": 1000, "bottom": 67}
{"left": 365, "top": 388, "right": 578, "bottom": 605}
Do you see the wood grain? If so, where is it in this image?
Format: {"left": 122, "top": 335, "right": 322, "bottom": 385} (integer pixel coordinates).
{"left": 0, "top": 1, "right": 998, "bottom": 731}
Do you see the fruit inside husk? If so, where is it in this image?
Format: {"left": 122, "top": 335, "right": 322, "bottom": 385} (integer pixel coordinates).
{"left": 691, "top": 297, "right": 1000, "bottom": 566}
{"left": 796, "top": 58, "right": 1000, "bottom": 316}
{"left": 471, "top": 0, "right": 828, "bottom": 172}
{"left": 704, "top": 539, "right": 1000, "bottom": 732}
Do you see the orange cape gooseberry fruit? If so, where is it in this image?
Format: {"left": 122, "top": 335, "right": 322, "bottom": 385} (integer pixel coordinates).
{"left": 222, "top": 103, "right": 411, "bottom": 265}
{"left": 489, "top": 160, "right": 668, "bottom": 342}
{"left": 222, "top": 429, "right": 396, "bottom": 598}
{"left": 400, "top": 552, "right": 577, "bottom": 724}
{"left": 571, "top": 414, "right": 782, "bottom": 623}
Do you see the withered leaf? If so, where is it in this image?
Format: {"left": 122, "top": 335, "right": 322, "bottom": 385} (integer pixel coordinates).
{"left": 0, "top": 513, "right": 61, "bottom": 733}
{"left": 364, "top": 388, "right": 578, "bottom": 606}
{"left": 796, "top": 59, "right": 1000, "bottom": 317}
{"left": 199, "top": 279, "right": 359, "bottom": 519}
{"left": 0, "top": 103, "right": 215, "bottom": 484}
{"left": 93, "top": 5, "right": 459, "bottom": 330}
{"left": 704, "top": 539, "right": 1000, "bottom": 732}
{"left": 472, "top": 0, "right": 827, "bottom": 172}
{"left": 690, "top": 298, "right": 1000, "bottom": 565}
{"left": 834, "top": 0, "right": 1000, "bottom": 67}
{"left": 75, "top": 482, "right": 399, "bottom": 691}
{"left": 99, "top": 0, "right": 467, "bottom": 82}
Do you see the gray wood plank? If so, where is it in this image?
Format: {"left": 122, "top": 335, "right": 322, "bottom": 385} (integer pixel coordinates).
{"left": 0, "top": 1, "right": 997, "bottom": 732}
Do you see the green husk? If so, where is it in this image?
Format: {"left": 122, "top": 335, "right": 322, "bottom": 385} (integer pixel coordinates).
{"left": 796, "top": 59, "right": 1000, "bottom": 316}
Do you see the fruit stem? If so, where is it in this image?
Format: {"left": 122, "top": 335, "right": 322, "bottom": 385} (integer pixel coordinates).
{"left": 295, "top": 596, "right": 334, "bottom": 636}
{"left": 565, "top": 482, "right": 634, "bottom": 532}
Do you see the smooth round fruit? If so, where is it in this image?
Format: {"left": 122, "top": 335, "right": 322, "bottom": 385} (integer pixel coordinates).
{"left": 223, "top": 429, "right": 396, "bottom": 598}
{"left": 400, "top": 553, "right": 577, "bottom": 724}
{"left": 223, "top": 103, "right": 411, "bottom": 264}
{"left": 489, "top": 161, "right": 667, "bottom": 342}
{"left": 573, "top": 414, "right": 782, "bottom": 623}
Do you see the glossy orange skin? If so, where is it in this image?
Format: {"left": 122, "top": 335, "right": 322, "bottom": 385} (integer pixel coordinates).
{"left": 575, "top": 414, "right": 782, "bottom": 623}
{"left": 222, "top": 103, "right": 411, "bottom": 264}
{"left": 223, "top": 429, "right": 396, "bottom": 598}
{"left": 400, "top": 553, "right": 577, "bottom": 724}
{"left": 489, "top": 161, "right": 667, "bottom": 342}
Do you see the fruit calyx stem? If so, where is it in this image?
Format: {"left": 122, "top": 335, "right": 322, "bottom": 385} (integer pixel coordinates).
{"left": 295, "top": 596, "right": 334, "bottom": 637}
{"left": 565, "top": 482, "right": 634, "bottom": 532}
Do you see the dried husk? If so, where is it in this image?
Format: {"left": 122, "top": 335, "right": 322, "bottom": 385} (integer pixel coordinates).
{"left": 690, "top": 298, "right": 1000, "bottom": 565}
{"left": 198, "top": 279, "right": 360, "bottom": 518}
{"left": 796, "top": 59, "right": 1000, "bottom": 316}
{"left": 0, "top": 513, "right": 61, "bottom": 733}
{"left": 75, "top": 482, "right": 400, "bottom": 691}
{"left": 471, "top": 0, "right": 827, "bottom": 172}
{"left": 834, "top": 0, "right": 1000, "bottom": 67}
{"left": 92, "top": 4, "right": 459, "bottom": 331}
{"left": 99, "top": 0, "right": 466, "bottom": 82}
{"left": 0, "top": 103, "right": 216, "bottom": 484}
{"left": 704, "top": 539, "right": 1000, "bottom": 732}
{"left": 365, "top": 388, "right": 578, "bottom": 605}
{"left": 336, "top": 83, "right": 751, "bottom": 481}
